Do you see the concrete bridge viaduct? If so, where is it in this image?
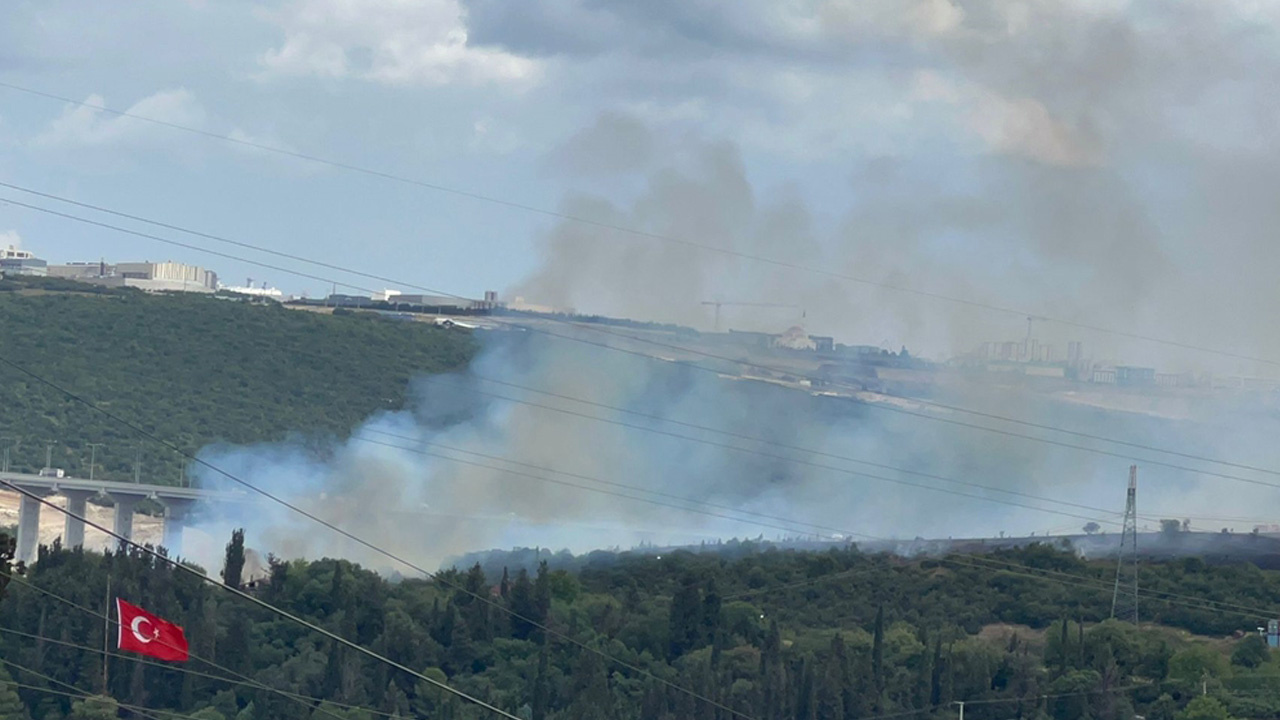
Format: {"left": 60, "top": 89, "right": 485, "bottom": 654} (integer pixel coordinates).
{"left": 1, "top": 471, "right": 242, "bottom": 563}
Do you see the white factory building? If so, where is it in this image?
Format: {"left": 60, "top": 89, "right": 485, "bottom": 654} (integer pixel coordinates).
{"left": 0, "top": 245, "right": 48, "bottom": 276}
{"left": 49, "top": 260, "right": 218, "bottom": 293}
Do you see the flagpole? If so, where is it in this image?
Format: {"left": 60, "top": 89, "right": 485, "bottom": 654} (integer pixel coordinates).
{"left": 102, "top": 573, "right": 111, "bottom": 695}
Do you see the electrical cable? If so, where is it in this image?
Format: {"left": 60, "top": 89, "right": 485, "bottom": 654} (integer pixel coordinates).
{"left": 1, "top": 336, "right": 1269, "bottom": 712}
{"left": 0, "top": 84, "right": 1273, "bottom": 369}
{"left": 0, "top": 626, "right": 403, "bottom": 720}
{"left": 0, "top": 655, "right": 191, "bottom": 720}
{"left": 6, "top": 186, "right": 1280, "bottom": 504}
{"left": 0, "top": 480, "right": 527, "bottom": 720}
{"left": 2, "top": 189, "right": 1270, "bottom": 528}
{"left": 352, "top": 429, "right": 1125, "bottom": 529}
{"left": 0, "top": 466, "right": 751, "bottom": 719}
{"left": 0, "top": 568, "right": 361, "bottom": 720}
{"left": 0, "top": 199, "right": 1272, "bottom": 713}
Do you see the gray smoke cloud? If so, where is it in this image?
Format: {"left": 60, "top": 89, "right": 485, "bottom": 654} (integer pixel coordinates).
{"left": 185, "top": 0, "right": 1280, "bottom": 572}
{"left": 499, "top": 0, "right": 1280, "bottom": 374}
{"left": 188, "top": 324, "right": 1280, "bottom": 574}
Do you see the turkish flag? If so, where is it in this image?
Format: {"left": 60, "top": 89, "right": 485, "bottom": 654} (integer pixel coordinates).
{"left": 116, "top": 599, "right": 189, "bottom": 662}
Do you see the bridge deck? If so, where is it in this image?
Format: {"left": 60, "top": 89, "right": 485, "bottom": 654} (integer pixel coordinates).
{"left": 0, "top": 471, "right": 245, "bottom": 502}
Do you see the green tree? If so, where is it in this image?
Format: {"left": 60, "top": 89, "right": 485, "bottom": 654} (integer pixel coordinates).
{"left": 667, "top": 575, "right": 702, "bottom": 661}
{"left": 189, "top": 708, "right": 228, "bottom": 720}
{"left": 509, "top": 569, "right": 538, "bottom": 641}
{"left": 222, "top": 529, "right": 245, "bottom": 590}
{"left": 871, "top": 605, "right": 886, "bottom": 701}
{"left": 0, "top": 666, "right": 28, "bottom": 720}
{"left": 532, "top": 646, "right": 550, "bottom": 720}
{"left": 1230, "top": 635, "right": 1270, "bottom": 669}
{"left": 1177, "top": 696, "right": 1232, "bottom": 720}
{"left": 411, "top": 667, "right": 449, "bottom": 718}
{"left": 1169, "top": 646, "right": 1230, "bottom": 689}
{"left": 67, "top": 696, "right": 118, "bottom": 720}
{"left": 1149, "top": 694, "right": 1178, "bottom": 720}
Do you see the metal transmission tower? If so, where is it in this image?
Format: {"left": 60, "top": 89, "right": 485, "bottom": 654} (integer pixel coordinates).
{"left": 1111, "top": 465, "right": 1139, "bottom": 623}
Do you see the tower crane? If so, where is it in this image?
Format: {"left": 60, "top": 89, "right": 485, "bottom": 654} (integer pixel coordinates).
{"left": 700, "top": 301, "right": 802, "bottom": 332}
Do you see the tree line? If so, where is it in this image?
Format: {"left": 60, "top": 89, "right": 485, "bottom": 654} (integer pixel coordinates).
{"left": 1, "top": 535, "right": 1279, "bottom": 719}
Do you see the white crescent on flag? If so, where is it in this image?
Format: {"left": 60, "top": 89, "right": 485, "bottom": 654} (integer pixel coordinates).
{"left": 130, "top": 616, "right": 157, "bottom": 644}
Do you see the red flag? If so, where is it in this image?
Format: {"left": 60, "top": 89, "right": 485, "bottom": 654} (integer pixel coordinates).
{"left": 116, "top": 598, "right": 189, "bottom": 662}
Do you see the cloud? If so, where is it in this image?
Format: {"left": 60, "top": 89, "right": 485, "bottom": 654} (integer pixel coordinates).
{"left": 33, "top": 88, "right": 206, "bottom": 148}
{"left": 257, "top": 0, "right": 541, "bottom": 87}
{"left": 818, "top": 0, "right": 965, "bottom": 41}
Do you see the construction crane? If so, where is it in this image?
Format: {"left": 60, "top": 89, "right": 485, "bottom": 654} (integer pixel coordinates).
{"left": 701, "top": 301, "right": 802, "bottom": 332}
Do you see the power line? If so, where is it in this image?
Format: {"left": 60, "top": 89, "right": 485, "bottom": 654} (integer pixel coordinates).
{"left": 0, "top": 344, "right": 1165, "bottom": 720}
{"left": 0, "top": 356, "right": 759, "bottom": 720}
{"left": 2, "top": 388, "right": 1269, "bottom": 716}
{"left": 408, "top": 377, "right": 1275, "bottom": 526}
{"left": 0, "top": 654, "right": 190, "bottom": 720}
{"left": 6, "top": 190, "right": 1280, "bottom": 521}
{"left": 0, "top": 568, "right": 359, "bottom": 720}
{"left": 298, "top": 431, "right": 1280, "bottom": 622}
{"left": 0, "top": 482, "right": 525, "bottom": 720}
{"left": 6, "top": 184, "right": 1280, "bottom": 504}
{"left": 0, "top": 626, "right": 402, "bottom": 720}
{"left": 353, "top": 429, "right": 1125, "bottom": 530}
{"left": 0, "top": 84, "right": 1273, "bottom": 369}
{"left": 0, "top": 198, "right": 1271, "bottom": 712}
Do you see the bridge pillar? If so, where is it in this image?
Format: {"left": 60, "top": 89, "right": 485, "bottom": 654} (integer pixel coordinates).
{"left": 15, "top": 491, "right": 45, "bottom": 565}
{"left": 160, "top": 498, "right": 194, "bottom": 556}
{"left": 61, "top": 489, "right": 97, "bottom": 549}
{"left": 109, "top": 493, "right": 147, "bottom": 547}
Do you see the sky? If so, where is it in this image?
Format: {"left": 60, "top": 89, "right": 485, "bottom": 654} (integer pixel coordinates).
{"left": 3, "top": 0, "right": 1280, "bottom": 370}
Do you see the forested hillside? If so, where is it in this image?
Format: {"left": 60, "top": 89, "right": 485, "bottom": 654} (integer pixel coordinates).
{"left": 0, "top": 279, "right": 476, "bottom": 484}
{"left": 2, "top": 539, "right": 1279, "bottom": 720}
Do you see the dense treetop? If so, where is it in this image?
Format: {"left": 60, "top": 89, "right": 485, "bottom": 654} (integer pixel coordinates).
{"left": 2, "top": 539, "right": 1280, "bottom": 720}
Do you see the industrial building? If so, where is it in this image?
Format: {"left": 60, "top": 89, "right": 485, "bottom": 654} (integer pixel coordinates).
{"left": 48, "top": 260, "right": 218, "bottom": 293}
{"left": 0, "top": 245, "right": 47, "bottom": 276}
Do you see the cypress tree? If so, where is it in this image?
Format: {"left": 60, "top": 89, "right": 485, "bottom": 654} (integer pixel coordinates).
{"left": 668, "top": 574, "right": 702, "bottom": 661}
{"left": 532, "top": 646, "right": 551, "bottom": 720}
{"left": 872, "top": 604, "right": 886, "bottom": 701}
{"left": 221, "top": 529, "right": 245, "bottom": 590}
{"left": 509, "top": 569, "right": 538, "bottom": 640}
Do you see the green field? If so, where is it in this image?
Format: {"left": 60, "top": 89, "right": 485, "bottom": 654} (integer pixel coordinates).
{"left": 0, "top": 279, "right": 476, "bottom": 485}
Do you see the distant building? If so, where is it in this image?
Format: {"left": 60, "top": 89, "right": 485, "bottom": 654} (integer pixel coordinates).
{"left": 1067, "top": 341, "right": 1084, "bottom": 366}
{"left": 811, "top": 336, "right": 835, "bottom": 353}
{"left": 726, "top": 330, "right": 775, "bottom": 348}
{"left": 773, "top": 326, "right": 816, "bottom": 351}
{"left": 507, "top": 296, "right": 574, "bottom": 315}
{"left": 376, "top": 289, "right": 500, "bottom": 310}
{"left": 1115, "top": 366, "right": 1155, "bottom": 387}
{"left": 0, "top": 245, "right": 47, "bottom": 276}
{"left": 1092, "top": 367, "right": 1117, "bottom": 384}
{"left": 49, "top": 260, "right": 217, "bottom": 293}
{"left": 221, "top": 284, "right": 284, "bottom": 299}
{"left": 838, "top": 344, "right": 884, "bottom": 358}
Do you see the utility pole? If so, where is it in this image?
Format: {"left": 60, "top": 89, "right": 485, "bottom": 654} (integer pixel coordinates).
{"left": 86, "top": 443, "right": 105, "bottom": 481}
{"left": 1111, "top": 465, "right": 1139, "bottom": 623}
{"left": 133, "top": 446, "right": 142, "bottom": 484}
{"left": 102, "top": 574, "right": 111, "bottom": 694}
{"left": 45, "top": 442, "right": 54, "bottom": 470}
